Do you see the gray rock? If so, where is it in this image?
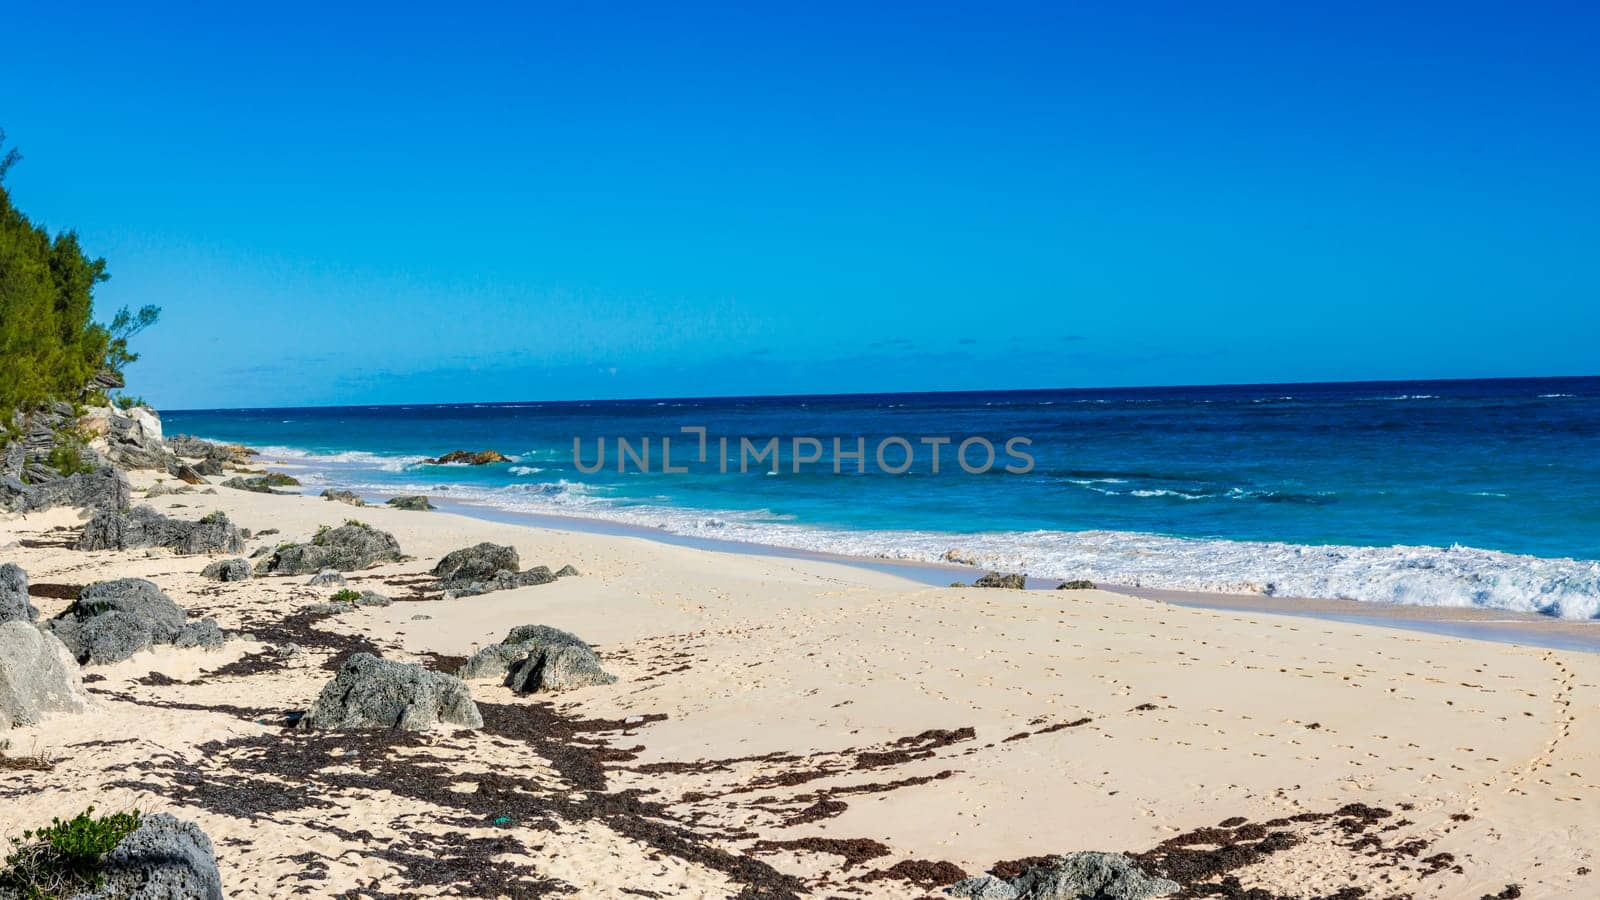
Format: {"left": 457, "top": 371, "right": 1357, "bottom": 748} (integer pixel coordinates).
{"left": 555, "top": 564, "right": 580, "bottom": 578}
{"left": 308, "top": 569, "right": 347, "bottom": 588}
{"left": 0, "top": 621, "right": 89, "bottom": 730}
{"left": 948, "top": 876, "right": 1021, "bottom": 900}
{"left": 44, "top": 579, "right": 207, "bottom": 665}
{"left": 354, "top": 590, "right": 391, "bottom": 607}
{"left": 385, "top": 495, "right": 434, "bottom": 511}
{"left": 76, "top": 507, "right": 245, "bottom": 555}
{"left": 1, "top": 563, "right": 38, "bottom": 624}
{"left": 973, "top": 571, "right": 1026, "bottom": 589}
{"left": 261, "top": 522, "right": 404, "bottom": 574}
{"left": 175, "top": 618, "right": 226, "bottom": 650}
{"left": 432, "top": 543, "right": 520, "bottom": 582}
{"left": 81, "top": 812, "right": 224, "bottom": 900}
{"left": 459, "top": 626, "right": 591, "bottom": 682}
{"left": 200, "top": 558, "right": 252, "bottom": 582}
{"left": 505, "top": 643, "right": 618, "bottom": 693}
{"left": 302, "top": 601, "right": 356, "bottom": 616}
{"left": 11, "top": 467, "right": 132, "bottom": 514}
{"left": 299, "top": 652, "right": 482, "bottom": 731}
{"left": 1004, "top": 852, "right": 1178, "bottom": 900}
{"left": 320, "top": 489, "right": 366, "bottom": 506}
{"left": 172, "top": 463, "right": 206, "bottom": 485}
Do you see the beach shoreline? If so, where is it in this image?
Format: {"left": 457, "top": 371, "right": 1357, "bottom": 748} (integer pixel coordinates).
{"left": 4, "top": 463, "right": 1599, "bottom": 897}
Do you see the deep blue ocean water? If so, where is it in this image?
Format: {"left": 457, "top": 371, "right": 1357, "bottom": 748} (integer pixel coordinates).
{"left": 164, "top": 376, "right": 1600, "bottom": 618}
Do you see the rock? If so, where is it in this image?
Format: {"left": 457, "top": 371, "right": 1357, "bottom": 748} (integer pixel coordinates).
{"left": 385, "top": 495, "right": 434, "bottom": 511}
{"left": 506, "top": 643, "right": 617, "bottom": 693}
{"left": 10, "top": 467, "right": 132, "bottom": 514}
{"left": 175, "top": 618, "right": 226, "bottom": 650}
{"left": 221, "top": 473, "right": 300, "bottom": 493}
{"left": 425, "top": 449, "right": 510, "bottom": 465}
{"left": 354, "top": 591, "right": 391, "bottom": 608}
{"left": 93, "top": 405, "right": 175, "bottom": 471}
{"left": 44, "top": 579, "right": 211, "bottom": 665}
{"left": 457, "top": 625, "right": 614, "bottom": 693}
{"left": 88, "top": 811, "right": 224, "bottom": 900}
{"left": 144, "top": 482, "right": 192, "bottom": 498}
{"left": 431, "top": 545, "right": 557, "bottom": 597}
{"left": 303, "top": 601, "right": 356, "bottom": 616}
{"left": 273, "top": 643, "right": 303, "bottom": 660}
{"left": 455, "top": 625, "right": 588, "bottom": 681}
{"left": 555, "top": 564, "right": 580, "bottom": 577}
{"left": 200, "top": 558, "right": 252, "bottom": 582}
{"left": 948, "top": 876, "right": 1021, "bottom": 899}
{"left": 76, "top": 507, "right": 246, "bottom": 555}
{"left": 1, "top": 563, "right": 38, "bottom": 624}
{"left": 321, "top": 489, "right": 366, "bottom": 506}
{"left": 168, "top": 434, "right": 255, "bottom": 465}
{"left": 308, "top": 569, "right": 348, "bottom": 588}
{"left": 174, "top": 464, "right": 206, "bottom": 485}
{"left": 0, "top": 621, "right": 89, "bottom": 730}
{"left": 260, "top": 522, "right": 404, "bottom": 574}
{"left": 1001, "top": 852, "right": 1178, "bottom": 900}
{"left": 973, "top": 572, "right": 1026, "bottom": 589}
{"left": 299, "top": 653, "right": 482, "bottom": 731}
{"left": 1057, "top": 580, "right": 1095, "bottom": 590}
{"left": 432, "top": 543, "right": 520, "bottom": 582}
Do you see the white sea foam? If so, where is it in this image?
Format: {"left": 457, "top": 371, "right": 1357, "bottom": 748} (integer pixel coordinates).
{"left": 250, "top": 445, "right": 427, "bottom": 473}
{"left": 301, "top": 474, "right": 1600, "bottom": 620}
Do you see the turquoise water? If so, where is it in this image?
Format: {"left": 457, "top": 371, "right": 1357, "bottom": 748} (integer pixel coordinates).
{"left": 164, "top": 376, "right": 1600, "bottom": 618}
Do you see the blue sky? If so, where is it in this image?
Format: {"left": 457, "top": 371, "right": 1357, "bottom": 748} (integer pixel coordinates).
{"left": 2, "top": 1, "right": 1596, "bottom": 409}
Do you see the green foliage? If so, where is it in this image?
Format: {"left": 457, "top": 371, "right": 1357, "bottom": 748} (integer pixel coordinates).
{"left": 111, "top": 393, "right": 147, "bottom": 410}
{"left": 198, "top": 510, "right": 229, "bottom": 525}
{"left": 0, "top": 806, "right": 141, "bottom": 899}
{"left": 330, "top": 588, "right": 361, "bottom": 603}
{"left": 43, "top": 425, "right": 95, "bottom": 476}
{"left": 0, "top": 129, "right": 159, "bottom": 421}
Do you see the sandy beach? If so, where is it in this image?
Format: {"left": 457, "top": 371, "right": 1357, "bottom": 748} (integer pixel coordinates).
{"left": 3, "top": 469, "right": 1597, "bottom": 899}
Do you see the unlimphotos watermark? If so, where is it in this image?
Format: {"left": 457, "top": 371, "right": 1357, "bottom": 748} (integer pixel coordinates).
{"left": 573, "top": 426, "right": 1034, "bottom": 475}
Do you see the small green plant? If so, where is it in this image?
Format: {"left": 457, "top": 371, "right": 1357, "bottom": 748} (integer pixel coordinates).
{"left": 111, "top": 394, "right": 147, "bottom": 411}
{"left": 0, "top": 806, "right": 141, "bottom": 898}
{"left": 45, "top": 427, "right": 96, "bottom": 477}
{"left": 330, "top": 588, "right": 361, "bottom": 604}
{"left": 198, "top": 511, "right": 229, "bottom": 525}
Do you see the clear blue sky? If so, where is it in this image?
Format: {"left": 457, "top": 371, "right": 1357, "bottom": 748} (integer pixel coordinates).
{"left": 2, "top": 1, "right": 1596, "bottom": 409}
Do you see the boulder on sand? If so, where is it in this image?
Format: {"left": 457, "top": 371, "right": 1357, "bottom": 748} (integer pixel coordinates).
{"left": 93, "top": 812, "right": 225, "bottom": 900}
{"left": 385, "top": 495, "right": 434, "bottom": 511}
{"left": 0, "top": 620, "right": 89, "bottom": 730}
{"left": 200, "top": 558, "right": 252, "bottom": 582}
{"left": 456, "top": 624, "right": 615, "bottom": 693}
{"left": 258, "top": 521, "right": 404, "bottom": 575}
{"left": 5, "top": 466, "right": 131, "bottom": 514}
{"left": 972, "top": 571, "right": 1026, "bottom": 589}
{"left": 321, "top": 489, "right": 366, "bottom": 507}
{"left": 948, "top": 852, "right": 1178, "bottom": 900}
{"left": 1, "top": 562, "right": 38, "bottom": 624}
{"left": 44, "top": 578, "right": 224, "bottom": 665}
{"left": 298, "top": 652, "right": 482, "bottom": 731}
{"left": 431, "top": 542, "right": 561, "bottom": 597}
{"left": 308, "top": 569, "right": 347, "bottom": 587}
{"left": 221, "top": 473, "right": 300, "bottom": 493}
{"left": 76, "top": 507, "right": 245, "bottom": 555}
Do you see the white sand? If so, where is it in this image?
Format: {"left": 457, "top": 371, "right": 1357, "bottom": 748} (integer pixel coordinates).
{"left": 2, "top": 470, "right": 1596, "bottom": 898}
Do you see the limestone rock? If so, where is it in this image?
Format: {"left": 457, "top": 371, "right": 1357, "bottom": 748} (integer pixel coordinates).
{"left": 82, "top": 812, "right": 224, "bottom": 900}
{"left": 385, "top": 495, "right": 434, "bottom": 511}
{"left": 260, "top": 522, "right": 404, "bottom": 575}
{"left": 0, "top": 563, "right": 38, "bottom": 624}
{"left": 973, "top": 572, "right": 1026, "bottom": 589}
{"left": 299, "top": 653, "right": 482, "bottom": 731}
{"left": 200, "top": 558, "right": 252, "bottom": 582}
{"left": 0, "top": 621, "right": 89, "bottom": 730}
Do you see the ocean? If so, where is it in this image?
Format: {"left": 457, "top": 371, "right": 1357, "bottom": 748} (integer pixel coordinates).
{"left": 163, "top": 376, "right": 1600, "bottom": 619}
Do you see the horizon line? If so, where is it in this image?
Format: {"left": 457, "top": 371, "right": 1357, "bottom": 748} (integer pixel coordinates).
{"left": 161, "top": 372, "right": 1599, "bottom": 415}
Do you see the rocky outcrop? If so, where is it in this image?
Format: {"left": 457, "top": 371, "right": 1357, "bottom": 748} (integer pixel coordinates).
{"left": 1057, "top": 579, "right": 1095, "bottom": 590}
{"left": 948, "top": 853, "right": 1178, "bottom": 900}
{"left": 221, "top": 473, "right": 300, "bottom": 493}
{"left": 456, "top": 625, "right": 615, "bottom": 693}
{"left": 1, "top": 563, "right": 38, "bottom": 624}
{"left": 0, "top": 620, "right": 89, "bottom": 730}
{"left": 973, "top": 572, "right": 1026, "bottom": 589}
{"left": 168, "top": 434, "right": 255, "bottom": 464}
{"left": 555, "top": 564, "right": 580, "bottom": 578}
{"left": 431, "top": 543, "right": 566, "bottom": 597}
{"left": 2, "top": 466, "right": 131, "bottom": 515}
{"left": 85, "top": 404, "right": 174, "bottom": 471}
{"left": 385, "top": 495, "right": 434, "bottom": 511}
{"left": 86, "top": 812, "right": 224, "bottom": 900}
{"left": 199, "top": 558, "right": 252, "bottom": 582}
{"left": 44, "top": 578, "right": 224, "bottom": 665}
{"left": 299, "top": 653, "right": 482, "bottom": 731}
{"left": 257, "top": 522, "right": 404, "bottom": 575}
{"left": 424, "top": 450, "right": 510, "bottom": 465}
{"left": 76, "top": 507, "right": 245, "bottom": 555}
{"left": 320, "top": 489, "right": 366, "bottom": 506}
